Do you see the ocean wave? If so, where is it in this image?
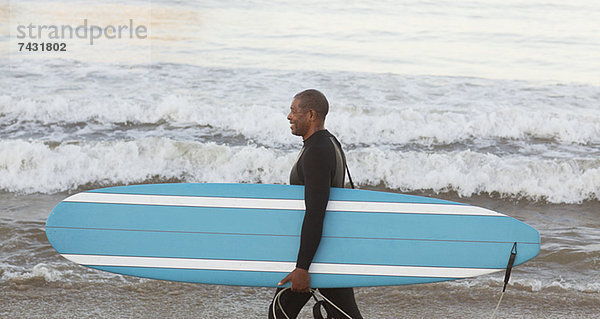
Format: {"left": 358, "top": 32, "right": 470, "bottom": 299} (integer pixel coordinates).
{"left": 331, "top": 104, "right": 600, "bottom": 147}
{"left": 1, "top": 138, "right": 598, "bottom": 203}
{"left": 348, "top": 147, "right": 600, "bottom": 204}
{"left": 3, "top": 90, "right": 600, "bottom": 147}
{"left": 445, "top": 276, "right": 600, "bottom": 294}
{"left": 0, "top": 93, "right": 295, "bottom": 146}
{"left": 2, "top": 62, "right": 600, "bottom": 147}
{"left": 0, "top": 138, "right": 294, "bottom": 194}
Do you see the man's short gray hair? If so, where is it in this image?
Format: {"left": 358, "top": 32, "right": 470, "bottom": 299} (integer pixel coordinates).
{"left": 294, "top": 89, "right": 329, "bottom": 120}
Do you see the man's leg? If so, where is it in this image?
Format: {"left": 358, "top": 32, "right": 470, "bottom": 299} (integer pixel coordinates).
{"left": 318, "top": 288, "right": 363, "bottom": 319}
{"left": 268, "top": 288, "right": 312, "bottom": 319}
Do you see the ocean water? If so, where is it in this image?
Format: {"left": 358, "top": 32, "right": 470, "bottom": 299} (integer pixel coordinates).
{"left": 1, "top": 0, "right": 599, "bottom": 318}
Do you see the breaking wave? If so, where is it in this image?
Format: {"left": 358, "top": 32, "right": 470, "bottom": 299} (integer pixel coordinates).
{"left": 1, "top": 138, "right": 598, "bottom": 203}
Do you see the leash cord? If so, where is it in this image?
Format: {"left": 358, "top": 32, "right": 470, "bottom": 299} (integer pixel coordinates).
{"left": 271, "top": 287, "right": 292, "bottom": 319}
{"left": 271, "top": 287, "right": 354, "bottom": 319}
{"left": 489, "top": 291, "right": 504, "bottom": 319}
{"left": 311, "top": 289, "right": 354, "bottom": 319}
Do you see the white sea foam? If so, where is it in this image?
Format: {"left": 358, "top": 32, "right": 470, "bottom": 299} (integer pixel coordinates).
{"left": 2, "top": 61, "right": 599, "bottom": 202}
{"left": 0, "top": 263, "right": 62, "bottom": 283}
{"left": 348, "top": 148, "right": 600, "bottom": 203}
{"left": 0, "top": 261, "right": 135, "bottom": 284}
{"left": 0, "top": 93, "right": 294, "bottom": 145}
{"left": 330, "top": 102, "right": 600, "bottom": 146}
{"left": 3, "top": 87, "right": 600, "bottom": 148}
{"left": 1, "top": 138, "right": 598, "bottom": 203}
{"left": 2, "top": 62, "right": 600, "bottom": 147}
{"left": 0, "top": 138, "right": 295, "bottom": 194}
{"left": 445, "top": 275, "right": 600, "bottom": 294}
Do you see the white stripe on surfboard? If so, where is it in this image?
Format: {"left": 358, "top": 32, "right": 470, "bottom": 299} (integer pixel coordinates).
{"left": 63, "top": 192, "right": 503, "bottom": 216}
{"left": 61, "top": 254, "right": 501, "bottom": 278}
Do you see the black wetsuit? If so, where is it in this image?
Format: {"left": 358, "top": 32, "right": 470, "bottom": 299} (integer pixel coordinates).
{"left": 269, "top": 130, "right": 363, "bottom": 319}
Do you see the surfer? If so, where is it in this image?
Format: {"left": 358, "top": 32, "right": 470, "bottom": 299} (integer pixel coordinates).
{"left": 269, "top": 89, "right": 363, "bottom": 319}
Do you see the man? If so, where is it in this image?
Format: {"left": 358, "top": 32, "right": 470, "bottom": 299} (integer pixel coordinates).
{"left": 268, "top": 89, "right": 363, "bottom": 319}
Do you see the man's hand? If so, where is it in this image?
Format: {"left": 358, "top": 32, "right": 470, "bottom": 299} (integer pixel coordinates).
{"left": 278, "top": 267, "right": 311, "bottom": 293}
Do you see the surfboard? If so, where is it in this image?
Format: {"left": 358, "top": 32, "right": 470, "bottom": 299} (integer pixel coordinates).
{"left": 45, "top": 183, "right": 540, "bottom": 288}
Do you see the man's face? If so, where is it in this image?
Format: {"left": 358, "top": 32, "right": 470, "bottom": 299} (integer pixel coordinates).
{"left": 287, "top": 98, "right": 311, "bottom": 137}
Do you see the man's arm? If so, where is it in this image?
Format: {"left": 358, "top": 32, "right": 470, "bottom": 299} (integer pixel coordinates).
{"left": 296, "top": 147, "right": 331, "bottom": 270}
{"left": 279, "top": 145, "right": 332, "bottom": 292}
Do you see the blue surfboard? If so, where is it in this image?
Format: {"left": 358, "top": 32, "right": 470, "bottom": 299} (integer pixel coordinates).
{"left": 45, "top": 183, "right": 540, "bottom": 288}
